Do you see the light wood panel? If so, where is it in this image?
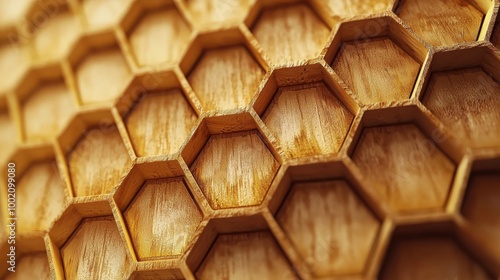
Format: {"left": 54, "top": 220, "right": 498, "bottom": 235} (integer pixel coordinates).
{"left": 0, "top": 0, "right": 33, "bottom": 28}
{"left": 61, "top": 216, "right": 131, "bottom": 280}
{"left": 0, "top": 108, "right": 16, "bottom": 163}
{"left": 22, "top": 80, "right": 76, "bottom": 142}
{"left": 17, "top": 160, "right": 66, "bottom": 234}
{"left": 380, "top": 235, "right": 492, "bottom": 279}
{"left": 75, "top": 47, "right": 132, "bottom": 105}
{"left": 0, "top": 42, "right": 29, "bottom": 93}
{"left": 183, "top": 0, "right": 253, "bottom": 27}
{"left": 5, "top": 253, "right": 50, "bottom": 280}
{"left": 277, "top": 179, "right": 380, "bottom": 276}
{"left": 68, "top": 125, "right": 131, "bottom": 197}
{"left": 396, "top": 0, "right": 483, "bottom": 46}
{"left": 124, "top": 178, "right": 202, "bottom": 261}
{"left": 252, "top": 3, "right": 330, "bottom": 64}
{"left": 125, "top": 90, "right": 197, "bottom": 157}
{"left": 423, "top": 67, "right": 500, "bottom": 149}
{"left": 187, "top": 46, "right": 264, "bottom": 111}
{"left": 79, "top": 0, "right": 132, "bottom": 30}
{"left": 191, "top": 130, "right": 279, "bottom": 209}
{"left": 196, "top": 231, "right": 296, "bottom": 280}
{"left": 262, "top": 82, "right": 353, "bottom": 159}
{"left": 352, "top": 124, "right": 455, "bottom": 213}
{"left": 128, "top": 7, "right": 191, "bottom": 67}
{"left": 332, "top": 37, "right": 420, "bottom": 105}
{"left": 31, "top": 9, "right": 81, "bottom": 63}
{"left": 321, "top": 0, "right": 392, "bottom": 21}
{"left": 462, "top": 173, "right": 500, "bottom": 258}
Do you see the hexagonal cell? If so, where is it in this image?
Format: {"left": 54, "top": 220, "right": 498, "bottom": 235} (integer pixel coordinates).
{"left": 187, "top": 45, "right": 265, "bottom": 111}
{"left": 124, "top": 90, "right": 197, "bottom": 157}
{"left": 67, "top": 124, "right": 131, "bottom": 197}
{"left": 183, "top": 0, "right": 254, "bottom": 28}
{"left": 61, "top": 216, "right": 131, "bottom": 280}
{"left": 262, "top": 82, "right": 353, "bottom": 159}
{"left": 5, "top": 252, "right": 50, "bottom": 280}
{"left": 422, "top": 67, "right": 500, "bottom": 149}
{"left": 17, "top": 159, "right": 67, "bottom": 234}
{"left": 196, "top": 231, "right": 295, "bottom": 280}
{"left": 30, "top": 6, "right": 81, "bottom": 63}
{"left": 352, "top": 123, "right": 455, "bottom": 213}
{"left": 380, "top": 235, "right": 492, "bottom": 279}
{"left": 332, "top": 37, "right": 420, "bottom": 105}
{"left": 124, "top": 177, "right": 202, "bottom": 261}
{"left": 395, "top": 0, "right": 483, "bottom": 46}
{"left": 462, "top": 172, "right": 500, "bottom": 258}
{"left": 0, "top": 41, "right": 29, "bottom": 94}
{"left": 320, "top": 0, "right": 393, "bottom": 21}
{"left": 251, "top": 3, "right": 330, "bottom": 64}
{"left": 277, "top": 179, "right": 380, "bottom": 277}
{"left": 125, "top": 3, "right": 191, "bottom": 68}
{"left": 0, "top": 0, "right": 34, "bottom": 28}
{"left": 78, "top": 0, "right": 132, "bottom": 30}
{"left": 18, "top": 69, "right": 77, "bottom": 142}
{"left": 191, "top": 130, "right": 279, "bottom": 209}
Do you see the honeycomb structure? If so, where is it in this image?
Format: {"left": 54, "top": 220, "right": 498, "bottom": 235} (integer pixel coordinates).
{"left": 0, "top": 0, "right": 499, "bottom": 279}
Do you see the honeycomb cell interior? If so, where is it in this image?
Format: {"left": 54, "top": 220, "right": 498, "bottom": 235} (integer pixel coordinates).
{"left": 0, "top": 0, "right": 499, "bottom": 279}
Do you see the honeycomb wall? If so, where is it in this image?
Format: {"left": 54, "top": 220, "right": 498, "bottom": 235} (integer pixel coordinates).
{"left": 0, "top": 0, "right": 499, "bottom": 279}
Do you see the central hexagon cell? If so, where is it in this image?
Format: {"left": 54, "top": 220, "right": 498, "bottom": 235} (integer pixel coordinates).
{"left": 188, "top": 46, "right": 265, "bottom": 111}
{"left": 191, "top": 130, "right": 279, "bottom": 209}
{"left": 352, "top": 123, "right": 455, "bottom": 214}
{"left": 277, "top": 179, "right": 380, "bottom": 277}
{"left": 262, "top": 82, "right": 353, "bottom": 159}
{"left": 124, "top": 178, "right": 202, "bottom": 261}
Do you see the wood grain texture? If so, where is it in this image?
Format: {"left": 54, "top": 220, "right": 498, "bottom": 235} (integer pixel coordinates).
{"left": 22, "top": 81, "right": 76, "bottom": 142}
{"left": 252, "top": 3, "right": 330, "bottom": 64}
{"left": 277, "top": 180, "right": 380, "bottom": 276}
{"left": 17, "top": 160, "right": 66, "bottom": 234}
{"left": 332, "top": 37, "right": 420, "bottom": 105}
{"left": 196, "top": 231, "right": 296, "bottom": 280}
{"left": 80, "top": 0, "right": 131, "bottom": 30}
{"left": 124, "top": 178, "right": 202, "bottom": 261}
{"left": 0, "top": 43, "right": 29, "bottom": 93}
{"left": 75, "top": 47, "right": 131, "bottom": 105}
{"left": 380, "top": 235, "right": 492, "bottom": 280}
{"left": 128, "top": 7, "right": 191, "bottom": 67}
{"left": 188, "top": 46, "right": 264, "bottom": 111}
{"left": 322, "top": 0, "right": 392, "bottom": 21}
{"left": 5, "top": 253, "right": 50, "bottom": 280}
{"left": 396, "top": 0, "right": 483, "bottom": 46}
{"left": 125, "top": 90, "right": 197, "bottom": 157}
{"left": 61, "top": 216, "right": 131, "bottom": 280}
{"left": 0, "top": 109, "right": 17, "bottom": 163}
{"left": 262, "top": 82, "right": 353, "bottom": 159}
{"left": 492, "top": 17, "right": 499, "bottom": 48}
{"left": 31, "top": 9, "right": 81, "bottom": 63}
{"left": 191, "top": 130, "right": 279, "bottom": 209}
{"left": 352, "top": 124, "right": 455, "bottom": 213}
{"left": 423, "top": 68, "right": 500, "bottom": 149}
{"left": 68, "top": 125, "right": 130, "bottom": 197}
{"left": 462, "top": 173, "right": 500, "bottom": 258}
{"left": 183, "top": 0, "right": 253, "bottom": 27}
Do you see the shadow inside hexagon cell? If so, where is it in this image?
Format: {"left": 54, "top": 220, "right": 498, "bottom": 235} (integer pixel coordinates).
{"left": 0, "top": 99, "right": 17, "bottom": 164}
